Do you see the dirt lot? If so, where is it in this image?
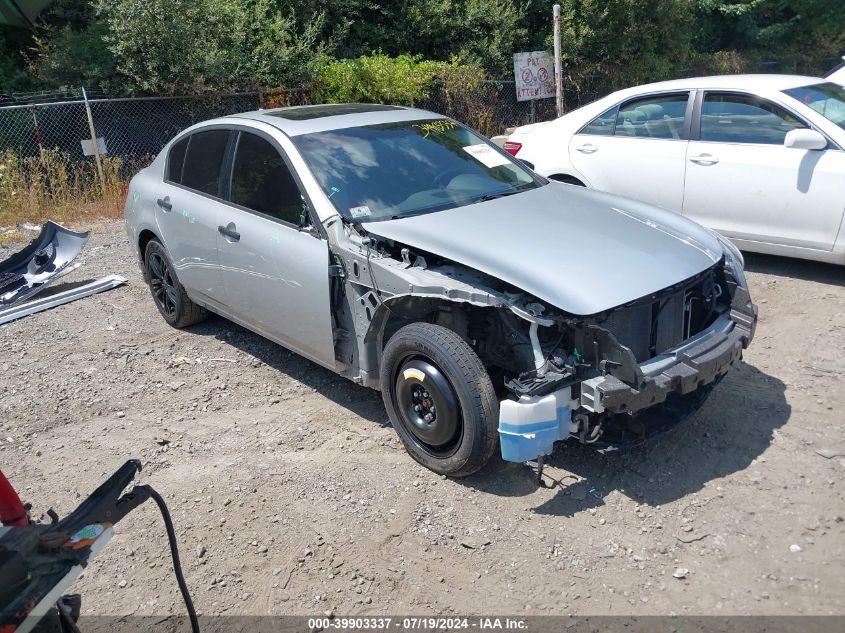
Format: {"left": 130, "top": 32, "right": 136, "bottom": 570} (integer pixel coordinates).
{"left": 1, "top": 220, "right": 843, "bottom": 617}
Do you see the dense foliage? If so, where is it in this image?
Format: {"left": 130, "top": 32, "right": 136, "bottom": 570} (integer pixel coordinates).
{"left": 1, "top": 0, "right": 842, "bottom": 96}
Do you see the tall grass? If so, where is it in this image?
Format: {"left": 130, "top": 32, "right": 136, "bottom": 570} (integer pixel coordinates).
{"left": 0, "top": 149, "right": 142, "bottom": 240}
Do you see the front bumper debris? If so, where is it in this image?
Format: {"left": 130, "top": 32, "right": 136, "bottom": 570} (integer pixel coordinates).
{"left": 0, "top": 275, "right": 127, "bottom": 326}
{"left": 0, "top": 221, "right": 89, "bottom": 306}
{"left": 580, "top": 288, "right": 757, "bottom": 415}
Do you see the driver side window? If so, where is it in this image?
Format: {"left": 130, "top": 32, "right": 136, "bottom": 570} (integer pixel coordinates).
{"left": 229, "top": 131, "right": 307, "bottom": 226}
{"left": 700, "top": 93, "right": 805, "bottom": 144}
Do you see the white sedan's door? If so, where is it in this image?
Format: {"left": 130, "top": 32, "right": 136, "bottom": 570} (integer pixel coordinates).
{"left": 568, "top": 91, "right": 691, "bottom": 210}
{"left": 683, "top": 92, "right": 845, "bottom": 251}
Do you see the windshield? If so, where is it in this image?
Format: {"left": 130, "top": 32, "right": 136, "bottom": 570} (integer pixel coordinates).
{"left": 293, "top": 119, "right": 540, "bottom": 221}
{"left": 783, "top": 82, "right": 845, "bottom": 131}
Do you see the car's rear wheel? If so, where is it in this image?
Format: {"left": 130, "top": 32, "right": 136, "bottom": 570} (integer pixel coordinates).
{"left": 380, "top": 323, "right": 499, "bottom": 477}
{"left": 144, "top": 239, "right": 208, "bottom": 328}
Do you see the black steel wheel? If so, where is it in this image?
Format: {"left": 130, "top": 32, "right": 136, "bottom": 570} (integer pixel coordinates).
{"left": 394, "top": 357, "right": 462, "bottom": 457}
{"left": 143, "top": 239, "right": 208, "bottom": 328}
{"left": 381, "top": 323, "right": 499, "bottom": 477}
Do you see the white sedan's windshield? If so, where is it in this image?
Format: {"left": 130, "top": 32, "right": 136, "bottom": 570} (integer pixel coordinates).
{"left": 783, "top": 82, "right": 845, "bottom": 131}
{"left": 293, "top": 119, "right": 540, "bottom": 222}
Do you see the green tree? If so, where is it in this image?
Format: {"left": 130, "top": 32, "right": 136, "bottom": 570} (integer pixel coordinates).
{"left": 0, "top": 31, "right": 36, "bottom": 93}
{"left": 313, "top": 54, "right": 447, "bottom": 104}
{"left": 402, "top": 0, "right": 528, "bottom": 75}
{"left": 554, "top": 0, "right": 697, "bottom": 82}
{"left": 34, "top": 21, "right": 122, "bottom": 93}
{"left": 694, "top": 0, "right": 845, "bottom": 72}
{"left": 7, "top": 0, "right": 844, "bottom": 97}
{"left": 92, "top": 0, "right": 325, "bottom": 94}
{"left": 283, "top": 0, "right": 530, "bottom": 75}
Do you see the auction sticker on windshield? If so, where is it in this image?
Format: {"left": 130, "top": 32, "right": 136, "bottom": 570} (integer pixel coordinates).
{"left": 463, "top": 144, "right": 510, "bottom": 168}
{"left": 349, "top": 205, "right": 371, "bottom": 219}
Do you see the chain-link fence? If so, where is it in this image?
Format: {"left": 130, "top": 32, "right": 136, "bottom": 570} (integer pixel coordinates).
{"left": 1, "top": 55, "right": 839, "bottom": 178}
{"left": 0, "top": 79, "right": 618, "bottom": 170}
{"left": 423, "top": 75, "right": 623, "bottom": 136}
{"left": 0, "top": 91, "right": 261, "bottom": 163}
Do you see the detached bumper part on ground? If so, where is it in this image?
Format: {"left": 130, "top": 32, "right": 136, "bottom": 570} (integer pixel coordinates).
{"left": 497, "top": 285, "right": 758, "bottom": 463}
{"left": 0, "top": 221, "right": 89, "bottom": 306}
{"left": 0, "top": 275, "right": 128, "bottom": 325}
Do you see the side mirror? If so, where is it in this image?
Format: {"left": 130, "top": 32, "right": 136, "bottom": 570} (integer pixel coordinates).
{"left": 784, "top": 128, "right": 827, "bottom": 150}
{"left": 519, "top": 159, "right": 536, "bottom": 170}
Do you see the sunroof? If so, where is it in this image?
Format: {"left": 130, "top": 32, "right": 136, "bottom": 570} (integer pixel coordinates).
{"left": 265, "top": 104, "right": 403, "bottom": 121}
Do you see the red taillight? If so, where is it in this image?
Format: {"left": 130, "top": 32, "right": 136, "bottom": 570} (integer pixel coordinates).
{"left": 502, "top": 141, "right": 522, "bottom": 156}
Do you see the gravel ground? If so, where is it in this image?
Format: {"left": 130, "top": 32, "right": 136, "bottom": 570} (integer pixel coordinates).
{"left": 1, "top": 220, "right": 843, "bottom": 617}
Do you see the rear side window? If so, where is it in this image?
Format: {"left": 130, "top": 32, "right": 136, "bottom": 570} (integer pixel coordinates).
{"left": 579, "top": 93, "right": 688, "bottom": 139}
{"left": 166, "top": 137, "right": 188, "bottom": 183}
{"left": 615, "top": 94, "right": 688, "bottom": 139}
{"left": 700, "top": 93, "right": 804, "bottom": 144}
{"left": 229, "top": 132, "right": 305, "bottom": 225}
{"left": 180, "top": 130, "right": 230, "bottom": 196}
{"left": 579, "top": 106, "right": 618, "bottom": 136}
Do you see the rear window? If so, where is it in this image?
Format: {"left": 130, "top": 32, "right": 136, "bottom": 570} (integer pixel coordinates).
{"left": 180, "top": 130, "right": 231, "bottom": 197}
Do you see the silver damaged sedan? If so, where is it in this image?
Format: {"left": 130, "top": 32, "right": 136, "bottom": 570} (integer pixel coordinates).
{"left": 124, "top": 104, "right": 758, "bottom": 477}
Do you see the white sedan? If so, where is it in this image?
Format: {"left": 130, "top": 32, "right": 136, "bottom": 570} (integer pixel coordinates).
{"left": 826, "top": 56, "right": 845, "bottom": 85}
{"left": 505, "top": 75, "right": 845, "bottom": 265}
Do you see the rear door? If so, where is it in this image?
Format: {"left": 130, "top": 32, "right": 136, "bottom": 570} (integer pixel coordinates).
{"left": 568, "top": 91, "right": 692, "bottom": 210}
{"left": 683, "top": 91, "right": 845, "bottom": 251}
{"left": 216, "top": 129, "right": 336, "bottom": 368}
{"left": 156, "top": 128, "right": 232, "bottom": 306}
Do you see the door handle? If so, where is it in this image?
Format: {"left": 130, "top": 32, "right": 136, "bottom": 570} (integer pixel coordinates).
{"left": 156, "top": 197, "right": 172, "bottom": 211}
{"left": 218, "top": 223, "right": 240, "bottom": 242}
{"left": 689, "top": 153, "right": 719, "bottom": 166}
{"left": 575, "top": 143, "right": 598, "bottom": 154}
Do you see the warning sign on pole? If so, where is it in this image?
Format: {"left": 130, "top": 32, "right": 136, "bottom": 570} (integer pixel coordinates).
{"left": 512, "top": 51, "right": 556, "bottom": 102}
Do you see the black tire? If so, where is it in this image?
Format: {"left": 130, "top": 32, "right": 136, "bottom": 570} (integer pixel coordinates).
{"left": 144, "top": 239, "right": 208, "bottom": 328}
{"left": 380, "top": 323, "right": 499, "bottom": 477}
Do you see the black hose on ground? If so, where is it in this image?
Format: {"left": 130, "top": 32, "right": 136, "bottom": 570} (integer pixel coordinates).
{"left": 142, "top": 485, "right": 200, "bottom": 633}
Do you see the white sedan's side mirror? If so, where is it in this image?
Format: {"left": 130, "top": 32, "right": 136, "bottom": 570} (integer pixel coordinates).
{"left": 784, "top": 128, "right": 827, "bottom": 150}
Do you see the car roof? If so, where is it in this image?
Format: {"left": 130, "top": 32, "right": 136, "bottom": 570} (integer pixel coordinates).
{"left": 616, "top": 74, "right": 826, "bottom": 95}
{"left": 226, "top": 103, "right": 446, "bottom": 137}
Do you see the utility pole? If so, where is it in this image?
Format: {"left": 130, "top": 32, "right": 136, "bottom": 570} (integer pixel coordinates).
{"left": 553, "top": 4, "right": 563, "bottom": 118}
{"left": 82, "top": 86, "right": 105, "bottom": 191}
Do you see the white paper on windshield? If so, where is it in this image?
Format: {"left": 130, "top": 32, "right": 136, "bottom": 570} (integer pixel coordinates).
{"left": 349, "top": 205, "right": 371, "bottom": 218}
{"left": 462, "top": 144, "right": 510, "bottom": 168}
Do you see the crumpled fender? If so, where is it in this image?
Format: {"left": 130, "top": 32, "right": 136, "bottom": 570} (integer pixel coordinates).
{"left": 0, "top": 221, "right": 89, "bottom": 306}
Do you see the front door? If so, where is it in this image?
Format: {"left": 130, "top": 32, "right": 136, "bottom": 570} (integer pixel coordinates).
{"left": 683, "top": 92, "right": 845, "bottom": 251}
{"left": 568, "top": 91, "right": 692, "bottom": 210}
{"left": 216, "top": 130, "right": 336, "bottom": 368}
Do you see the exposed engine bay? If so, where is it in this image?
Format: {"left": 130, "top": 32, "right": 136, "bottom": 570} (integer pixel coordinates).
{"left": 324, "top": 217, "right": 757, "bottom": 462}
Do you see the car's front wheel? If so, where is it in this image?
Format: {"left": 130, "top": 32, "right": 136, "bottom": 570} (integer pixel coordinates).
{"left": 380, "top": 323, "right": 499, "bottom": 477}
{"left": 144, "top": 239, "right": 208, "bottom": 328}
